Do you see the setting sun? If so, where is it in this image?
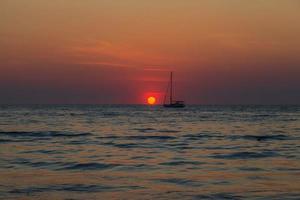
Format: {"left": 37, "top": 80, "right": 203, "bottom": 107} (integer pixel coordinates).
{"left": 147, "top": 96, "right": 156, "bottom": 105}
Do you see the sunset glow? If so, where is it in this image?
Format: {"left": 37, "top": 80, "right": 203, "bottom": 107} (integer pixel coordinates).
{"left": 147, "top": 96, "right": 156, "bottom": 105}
{"left": 0, "top": 1, "right": 299, "bottom": 199}
{"left": 0, "top": 1, "right": 299, "bottom": 104}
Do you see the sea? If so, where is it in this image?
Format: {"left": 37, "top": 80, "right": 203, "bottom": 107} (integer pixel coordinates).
{"left": 0, "top": 105, "right": 299, "bottom": 200}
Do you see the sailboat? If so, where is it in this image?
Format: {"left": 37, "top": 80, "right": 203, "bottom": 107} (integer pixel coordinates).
{"left": 163, "top": 72, "right": 185, "bottom": 108}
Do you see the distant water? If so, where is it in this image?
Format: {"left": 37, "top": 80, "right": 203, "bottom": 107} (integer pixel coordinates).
{"left": 0, "top": 105, "right": 300, "bottom": 200}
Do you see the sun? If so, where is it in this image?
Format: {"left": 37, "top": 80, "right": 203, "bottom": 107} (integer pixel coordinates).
{"left": 147, "top": 96, "right": 156, "bottom": 105}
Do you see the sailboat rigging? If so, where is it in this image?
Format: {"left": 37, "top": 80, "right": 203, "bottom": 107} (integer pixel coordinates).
{"left": 163, "top": 72, "right": 185, "bottom": 108}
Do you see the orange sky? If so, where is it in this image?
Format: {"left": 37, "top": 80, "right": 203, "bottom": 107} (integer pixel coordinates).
{"left": 1, "top": 0, "right": 300, "bottom": 104}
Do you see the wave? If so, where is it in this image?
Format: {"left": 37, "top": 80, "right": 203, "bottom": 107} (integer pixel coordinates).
{"left": 97, "top": 135, "right": 176, "bottom": 141}
{"left": 133, "top": 128, "right": 180, "bottom": 133}
{"left": 115, "top": 164, "right": 158, "bottom": 171}
{"left": 159, "top": 160, "right": 203, "bottom": 166}
{"left": 155, "top": 178, "right": 202, "bottom": 187}
{"left": 211, "top": 151, "right": 279, "bottom": 159}
{"left": 195, "top": 192, "right": 244, "bottom": 200}
{"left": 183, "top": 133, "right": 223, "bottom": 140}
{"left": 0, "top": 131, "right": 92, "bottom": 138}
{"left": 10, "top": 184, "right": 142, "bottom": 194}
{"left": 12, "top": 158, "right": 62, "bottom": 169}
{"left": 114, "top": 143, "right": 141, "bottom": 148}
{"left": 229, "top": 134, "right": 289, "bottom": 141}
{"left": 238, "top": 167, "right": 265, "bottom": 171}
{"left": 11, "top": 158, "right": 118, "bottom": 171}
{"left": 158, "top": 129, "right": 180, "bottom": 133}
{"left": 21, "top": 149, "right": 63, "bottom": 155}
{"left": 60, "top": 162, "right": 119, "bottom": 171}
{"left": 133, "top": 128, "right": 156, "bottom": 133}
{"left": 0, "top": 139, "right": 14, "bottom": 143}
{"left": 167, "top": 142, "right": 195, "bottom": 150}
{"left": 125, "top": 135, "right": 176, "bottom": 140}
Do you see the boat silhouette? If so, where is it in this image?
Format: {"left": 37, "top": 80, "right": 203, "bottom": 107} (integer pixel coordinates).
{"left": 163, "top": 72, "right": 185, "bottom": 108}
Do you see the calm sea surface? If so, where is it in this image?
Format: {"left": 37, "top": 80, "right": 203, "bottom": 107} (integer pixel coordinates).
{"left": 0, "top": 105, "right": 300, "bottom": 199}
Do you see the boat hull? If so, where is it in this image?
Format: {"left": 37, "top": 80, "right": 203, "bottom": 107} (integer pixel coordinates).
{"left": 163, "top": 103, "right": 185, "bottom": 108}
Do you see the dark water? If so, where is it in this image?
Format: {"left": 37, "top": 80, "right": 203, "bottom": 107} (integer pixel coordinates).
{"left": 0, "top": 105, "right": 300, "bottom": 199}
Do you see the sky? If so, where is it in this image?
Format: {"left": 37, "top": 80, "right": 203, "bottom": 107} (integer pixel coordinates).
{"left": 1, "top": 0, "right": 300, "bottom": 104}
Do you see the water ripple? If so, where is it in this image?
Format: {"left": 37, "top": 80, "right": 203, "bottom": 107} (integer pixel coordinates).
{"left": 229, "top": 134, "right": 290, "bottom": 141}
{"left": 10, "top": 184, "right": 142, "bottom": 194}
{"left": 60, "top": 162, "right": 120, "bottom": 171}
{"left": 156, "top": 178, "right": 202, "bottom": 187}
{"left": 160, "top": 160, "right": 203, "bottom": 166}
{"left": 0, "top": 131, "right": 92, "bottom": 138}
{"left": 0, "top": 105, "right": 299, "bottom": 199}
{"left": 211, "top": 151, "right": 280, "bottom": 159}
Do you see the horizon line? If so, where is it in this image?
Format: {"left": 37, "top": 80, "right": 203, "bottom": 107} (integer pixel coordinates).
{"left": 0, "top": 103, "right": 299, "bottom": 106}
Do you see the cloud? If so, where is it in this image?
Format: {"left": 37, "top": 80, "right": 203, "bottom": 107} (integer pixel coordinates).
{"left": 68, "top": 40, "right": 172, "bottom": 69}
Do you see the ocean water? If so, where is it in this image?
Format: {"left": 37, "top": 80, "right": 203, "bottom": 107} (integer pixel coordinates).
{"left": 0, "top": 105, "right": 300, "bottom": 200}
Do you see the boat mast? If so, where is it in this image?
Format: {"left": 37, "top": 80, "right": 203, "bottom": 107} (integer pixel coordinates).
{"left": 170, "top": 72, "right": 173, "bottom": 104}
